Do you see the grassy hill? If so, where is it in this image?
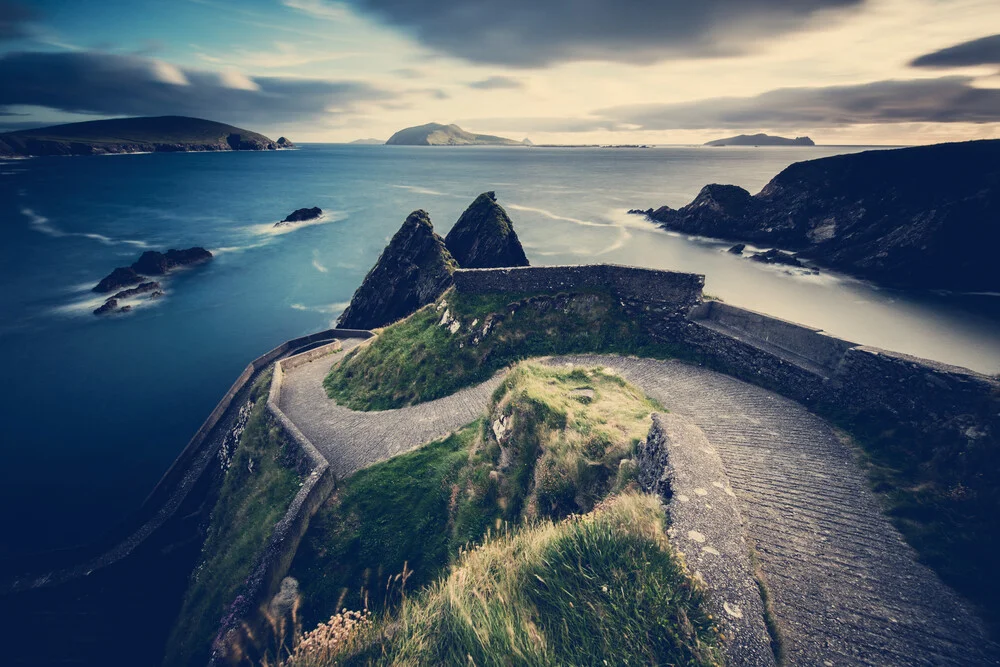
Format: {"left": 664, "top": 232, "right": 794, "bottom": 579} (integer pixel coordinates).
{"left": 0, "top": 116, "right": 290, "bottom": 156}
{"left": 385, "top": 122, "right": 528, "bottom": 146}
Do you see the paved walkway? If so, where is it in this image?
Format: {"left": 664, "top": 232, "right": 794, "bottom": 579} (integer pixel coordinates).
{"left": 279, "top": 345, "right": 994, "bottom": 666}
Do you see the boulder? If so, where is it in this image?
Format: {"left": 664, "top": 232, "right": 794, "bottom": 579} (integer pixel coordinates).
{"left": 445, "top": 192, "right": 529, "bottom": 269}
{"left": 337, "top": 210, "right": 457, "bottom": 330}
{"left": 728, "top": 243, "right": 746, "bottom": 255}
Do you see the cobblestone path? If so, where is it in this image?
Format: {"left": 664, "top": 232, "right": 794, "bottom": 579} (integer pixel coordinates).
{"left": 280, "top": 346, "right": 994, "bottom": 666}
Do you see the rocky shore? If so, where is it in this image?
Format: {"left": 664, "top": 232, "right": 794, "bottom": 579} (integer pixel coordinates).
{"left": 630, "top": 139, "right": 1000, "bottom": 291}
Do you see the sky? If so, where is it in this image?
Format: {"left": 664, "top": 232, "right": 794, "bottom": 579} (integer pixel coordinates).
{"left": 1, "top": 0, "right": 999, "bottom": 144}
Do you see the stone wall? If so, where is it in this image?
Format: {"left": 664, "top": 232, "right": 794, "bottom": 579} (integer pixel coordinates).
{"left": 454, "top": 264, "right": 705, "bottom": 309}
{"left": 454, "top": 263, "right": 999, "bottom": 459}
{"left": 211, "top": 337, "right": 369, "bottom": 665}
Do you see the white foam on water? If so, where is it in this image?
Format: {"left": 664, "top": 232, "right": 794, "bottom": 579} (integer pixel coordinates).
{"left": 22, "top": 208, "right": 150, "bottom": 248}
{"left": 247, "top": 210, "right": 346, "bottom": 237}
{"left": 391, "top": 184, "right": 457, "bottom": 197}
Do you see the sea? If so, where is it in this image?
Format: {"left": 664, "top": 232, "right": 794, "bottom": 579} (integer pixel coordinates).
{"left": 2, "top": 144, "right": 998, "bottom": 558}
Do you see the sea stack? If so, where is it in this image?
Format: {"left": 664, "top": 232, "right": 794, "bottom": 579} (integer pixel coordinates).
{"left": 444, "top": 192, "right": 530, "bottom": 269}
{"left": 337, "top": 210, "right": 457, "bottom": 329}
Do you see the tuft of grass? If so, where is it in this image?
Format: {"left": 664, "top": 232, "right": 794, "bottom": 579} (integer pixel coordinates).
{"left": 164, "top": 370, "right": 303, "bottom": 667}
{"left": 285, "top": 493, "right": 721, "bottom": 667}
{"left": 324, "top": 288, "right": 683, "bottom": 411}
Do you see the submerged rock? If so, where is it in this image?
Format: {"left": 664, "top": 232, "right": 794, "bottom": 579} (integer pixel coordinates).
{"left": 748, "top": 248, "right": 803, "bottom": 267}
{"left": 93, "top": 298, "right": 119, "bottom": 315}
{"left": 728, "top": 243, "right": 746, "bottom": 255}
{"left": 337, "top": 210, "right": 457, "bottom": 329}
{"left": 444, "top": 192, "right": 529, "bottom": 269}
{"left": 276, "top": 207, "right": 322, "bottom": 226}
{"left": 110, "top": 281, "right": 161, "bottom": 300}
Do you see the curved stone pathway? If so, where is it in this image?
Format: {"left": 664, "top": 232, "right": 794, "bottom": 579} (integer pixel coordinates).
{"left": 279, "top": 345, "right": 995, "bottom": 666}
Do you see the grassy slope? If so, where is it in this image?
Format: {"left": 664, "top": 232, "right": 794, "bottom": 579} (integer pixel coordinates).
{"left": 3, "top": 116, "right": 271, "bottom": 145}
{"left": 287, "top": 493, "right": 721, "bottom": 667}
{"left": 325, "top": 288, "right": 682, "bottom": 411}
{"left": 292, "top": 362, "right": 661, "bottom": 631}
{"left": 164, "top": 370, "right": 302, "bottom": 666}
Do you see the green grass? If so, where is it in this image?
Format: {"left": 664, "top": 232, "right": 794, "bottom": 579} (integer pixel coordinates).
{"left": 164, "top": 370, "right": 303, "bottom": 667}
{"left": 293, "top": 362, "right": 660, "bottom": 631}
{"left": 832, "top": 417, "right": 1000, "bottom": 637}
{"left": 285, "top": 493, "right": 721, "bottom": 667}
{"left": 289, "top": 424, "right": 483, "bottom": 626}
{"left": 324, "top": 288, "right": 683, "bottom": 411}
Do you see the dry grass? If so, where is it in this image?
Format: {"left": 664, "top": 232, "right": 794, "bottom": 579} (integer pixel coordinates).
{"left": 281, "top": 493, "right": 720, "bottom": 666}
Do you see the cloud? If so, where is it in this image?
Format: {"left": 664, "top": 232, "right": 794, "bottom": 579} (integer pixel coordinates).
{"left": 337, "top": 0, "right": 864, "bottom": 67}
{"left": 0, "top": 1, "right": 34, "bottom": 41}
{"left": 0, "top": 50, "right": 390, "bottom": 127}
{"left": 598, "top": 77, "right": 1000, "bottom": 129}
{"left": 910, "top": 34, "right": 1000, "bottom": 68}
{"left": 468, "top": 75, "right": 523, "bottom": 90}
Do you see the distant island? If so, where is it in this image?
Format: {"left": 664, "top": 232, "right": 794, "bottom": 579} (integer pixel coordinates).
{"left": 349, "top": 138, "right": 385, "bottom": 145}
{"left": 705, "top": 133, "right": 815, "bottom": 147}
{"left": 0, "top": 116, "right": 294, "bottom": 157}
{"left": 385, "top": 122, "right": 531, "bottom": 146}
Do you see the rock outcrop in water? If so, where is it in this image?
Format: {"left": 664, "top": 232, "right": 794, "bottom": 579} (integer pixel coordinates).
{"left": 445, "top": 192, "right": 529, "bottom": 269}
{"left": 337, "top": 210, "right": 457, "bottom": 329}
{"left": 0, "top": 116, "right": 290, "bottom": 157}
{"left": 630, "top": 139, "right": 1000, "bottom": 291}
{"left": 275, "top": 207, "right": 322, "bottom": 226}
{"left": 92, "top": 248, "right": 212, "bottom": 314}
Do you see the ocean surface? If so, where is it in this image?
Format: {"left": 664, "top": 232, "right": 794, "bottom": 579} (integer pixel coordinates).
{"left": 2, "top": 144, "right": 998, "bottom": 557}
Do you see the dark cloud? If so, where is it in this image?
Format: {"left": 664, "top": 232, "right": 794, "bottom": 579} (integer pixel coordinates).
{"left": 0, "top": 51, "right": 390, "bottom": 127}
{"left": 599, "top": 77, "right": 1000, "bottom": 130}
{"left": 339, "top": 0, "right": 864, "bottom": 67}
{"left": 0, "top": 1, "right": 35, "bottom": 40}
{"left": 468, "top": 75, "right": 523, "bottom": 90}
{"left": 910, "top": 34, "right": 1000, "bottom": 68}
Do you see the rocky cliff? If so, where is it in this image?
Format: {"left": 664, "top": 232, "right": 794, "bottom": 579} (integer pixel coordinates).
{"left": 0, "top": 116, "right": 291, "bottom": 157}
{"left": 337, "top": 211, "right": 457, "bottom": 329}
{"left": 445, "top": 192, "right": 529, "bottom": 269}
{"left": 632, "top": 140, "right": 1000, "bottom": 291}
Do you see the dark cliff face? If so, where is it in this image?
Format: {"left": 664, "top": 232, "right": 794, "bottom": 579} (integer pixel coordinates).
{"left": 445, "top": 192, "right": 530, "bottom": 269}
{"left": 635, "top": 139, "right": 1000, "bottom": 291}
{"left": 337, "top": 210, "right": 457, "bottom": 329}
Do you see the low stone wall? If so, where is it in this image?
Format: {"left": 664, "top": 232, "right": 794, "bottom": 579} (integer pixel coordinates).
{"left": 211, "top": 334, "right": 370, "bottom": 665}
{"left": 454, "top": 263, "right": 999, "bottom": 469}
{"left": 454, "top": 264, "right": 705, "bottom": 309}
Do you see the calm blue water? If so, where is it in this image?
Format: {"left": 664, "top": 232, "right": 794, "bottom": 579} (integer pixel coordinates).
{"left": 2, "top": 144, "right": 998, "bottom": 556}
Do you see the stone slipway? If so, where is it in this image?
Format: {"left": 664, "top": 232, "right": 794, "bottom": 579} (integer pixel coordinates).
{"left": 279, "top": 345, "right": 995, "bottom": 666}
